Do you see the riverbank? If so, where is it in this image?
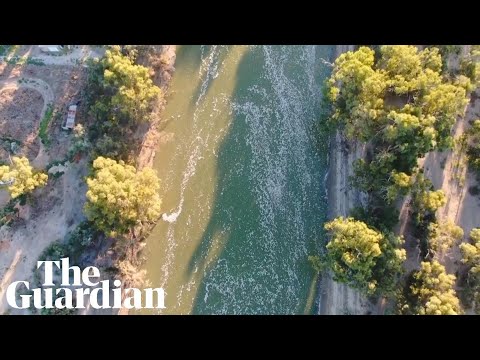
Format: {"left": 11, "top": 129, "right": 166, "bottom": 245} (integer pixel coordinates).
{"left": 116, "top": 46, "right": 177, "bottom": 315}
{"left": 137, "top": 45, "right": 177, "bottom": 170}
{"left": 317, "top": 45, "right": 374, "bottom": 315}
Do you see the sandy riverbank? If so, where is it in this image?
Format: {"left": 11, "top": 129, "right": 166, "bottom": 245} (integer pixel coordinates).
{"left": 317, "top": 45, "right": 374, "bottom": 315}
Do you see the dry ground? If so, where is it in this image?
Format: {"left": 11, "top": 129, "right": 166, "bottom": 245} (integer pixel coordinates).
{"left": 0, "top": 46, "right": 93, "bottom": 314}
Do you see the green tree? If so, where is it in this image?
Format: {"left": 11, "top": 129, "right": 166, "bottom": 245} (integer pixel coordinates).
{"left": 386, "top": 170, "right": 412, "bottom": 203}
{"left": 411, "top": 260, "right": 462, "bottom": 315}
{"left": 383, "top": 110, "right": 437, "bottom": 165}
{"left": 327, "top": 46, "right": 387, "bottom": 140}
{"left": 0, "top": 157, "right": 48, "bottom": 198}
{"left": 372, "top": 232, "right": 406, "bottom": 296}
{"left": 102, "top": 46, "right": 161, "bottom": 122}
{"left": 427, "top": 221, "right": 464, "bottom": 257}
{"left": 411, "top": 173, "right": 446, "bottom": 219}
{"left": 324, "top": 217, "right": 405, "bottom": 295}
{"left": 84, "top": 156, "right": 162, "bottom": 236}
{"left": 330, "top": 46, "right": 468, "bottom": 218}
{"left": 467, "top": 120, "right": 480, "bottom": 173}
{"left": 459, "top": 228, "right": 480, "bottom": 313}
{"left": 416, "top": 189, "right": 446, "bottom": 212}
{"left": 351, "top": 153, "right": 393, "bottom": 194}
{"left": 419, "top": 47, "right": 443, "bottom": 73}
{"left": 460, "top": 228, "right": 480, "bottom": 266}
{"left": 460, "top": 45, "right": 480, "bottom": 88}
{"left": 379, "top": 45, "right": 423, "bottom": 94}
{"left": 422, "top": 83, "right": 468, "bottom": 149}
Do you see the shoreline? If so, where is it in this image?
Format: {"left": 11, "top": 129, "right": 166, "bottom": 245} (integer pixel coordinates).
{"left": 317, "top": 45, "right": 374, "bottom": 315}
{"left": 137, "top": 45, "right": 177, "bottom": 170}
{"left": 115, "top": 46, "right": 177, "bottom": 315}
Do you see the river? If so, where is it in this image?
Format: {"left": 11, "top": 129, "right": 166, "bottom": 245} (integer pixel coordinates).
{"left": 139, "top": 45, "right": 334, "bottom": 314}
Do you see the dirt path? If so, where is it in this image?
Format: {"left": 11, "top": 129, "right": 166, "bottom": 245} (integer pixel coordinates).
{"left": 0, "top": 76, "right": 54, "bottom": 116}
{"left": 0, "top": 46, "right": 104, "bottom": 67}
{"left": 0, "top": 72, "right": 87, "bottom": 314}
{"left": 30, "top": 46, "right": 104, "bottom": 66}
{"left": 318, "top": 45, "right": 374, "bottom": 315}
{"left": 0, "top": 159, "right": 88, "bottom": 314}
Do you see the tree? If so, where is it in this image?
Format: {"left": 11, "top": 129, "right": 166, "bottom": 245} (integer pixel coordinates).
{"left": 416, "top": 189, "right": 446, "bottom": 213}
{"left": 427, "top": 221, "right": 464, "bottom": 257}
{"left": 422, "top": 83, "right": 468, "bottom": 149}
{"left": 411, "top": 172, "right": 446, "bottom": 218}
{"left": 419, "top": 47, "right": 442, "bottom": 73}
{"left": 102, "top": 46, "right": 161, "bottom": 122}
{"left": 383, "top": 110, "right": 437, "bottom": 165}
{"left": 327, "top": 46, "right": 387, "bottom": 140}
{"left": 330, "top": 46, "right": 468, "bottom": 220}
{"left": 372, "top": 232, "right": 406, "bottom": 296}
{"left": 467, "top": 120, "right": 480, "bottom": 173}
{"left": 460, "top": 45, "right": 480, "bottom": 88}
{"left": 411, "top": 260, "right": 462, "bottom": 315}
{"left": 324, "top": 217, "right": 405, "bottom": 295}
{"left": 352, "top": 152, "right": 395, "bottom": 194}
{"left": 84, "top": 157, "right": 162, "bottom": 236}
{"left": 386, "top": 170, "right": 412, "bottom": 203}
{"left": 323, "top": 46, "right": 471, "bottom": 301}
{"left": 379, "top": 45, "right": 423, "bottom": 94}
{"left": 459, "top": 228, "right": 480, "bottom": 313}
{"left": 0, "top": 157, "right": 48, "bottom": 198}
{"left": 460, "top": 228, "right": 480, "bottom": 267}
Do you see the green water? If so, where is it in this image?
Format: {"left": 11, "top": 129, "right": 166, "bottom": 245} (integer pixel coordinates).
{"left": 140, "top": 45, "right": 334, "bottom": 314}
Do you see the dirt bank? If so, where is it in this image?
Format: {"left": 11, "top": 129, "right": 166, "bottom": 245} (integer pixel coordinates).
{"left": 317, "top": 45, "right": 374, "bottom": 315}
{"left": 117, "top": 45, "right": 176, "bottom": 315}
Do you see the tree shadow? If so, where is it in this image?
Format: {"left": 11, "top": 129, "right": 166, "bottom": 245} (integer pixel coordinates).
{"left": 187, "top": 45, "right": 230, "bottom": 112}
{"left": 183, "top": 45, "right": 329, "bottom": 314}
{"left": 185, "top": 48, "right": 259, "bottom": 313}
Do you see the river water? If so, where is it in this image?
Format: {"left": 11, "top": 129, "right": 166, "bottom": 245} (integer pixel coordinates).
{"left": 139, "top": 45, "right": 334, "bottom": 314}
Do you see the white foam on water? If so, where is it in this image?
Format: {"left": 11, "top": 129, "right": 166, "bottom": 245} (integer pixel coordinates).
{"left": 193, "top": 46, "right": 332, "bottom": 314}
{"left": 154, "top": 45, "right": 333, "bottom": 314}
{"left": 155, "top": 46, "right": 236, "bottom": 312}
{"left": 162, "top": 47, "right": 231, "bottom": 227}
{"left": 162, "top": 212, "right": 179, "bottom": 223}
{"left": 162, "top": 143, "right": 201, "bottom": 223}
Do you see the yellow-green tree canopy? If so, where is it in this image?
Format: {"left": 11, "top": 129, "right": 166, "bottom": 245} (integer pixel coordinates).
{"left": 417, "top": 189, "right": 446, "bottom": 212}
{"left": 408, "top": 172, "right": 447, "bottom": 225}
{"left": 422, "top": 83, "right": 468, "bottom": 149}
{"left": 84, "top": 156, "right": 162, "bottom": 236}
{"left": 384, "top": 110, "right": 437, "bottom": 155}
{"left": 411, "top": 260, "right": 462, "bottom": 315}
{"left": 327, "top": 46, "right": 387, "bottom": 140}
{"left": 327, "top": 45, "right": 469, "bottom": 151}
{"left": 324, "top": 217, "right": 405, "bottom": 294}
{"left": 460, "top": 228, "right": 480, "bottom": 269}
{"left": 379, "top": 45, "right": 424, "bottom": 94}
{"left": 101, "top": 46, "right": 161, "bottom": 122}
{"left": 419, "top": 47, "right": 443, "bottom": 73}
{"left": 459, "top": 228, "right": 480, "bottom": 313}
{"left": 467, "top": 119, "right": 480, "bottom": 173}
{"left": 386, "top": 170, "right": 413, "bottom": 203}
{"left": 427, "top": 221, "right": 464, "bottom": 257}
{"left": 460, "top": 45, "right": 480, "bottom": 89}
{"left": 0, "top": 157, "right": 48, "bottom": 198}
